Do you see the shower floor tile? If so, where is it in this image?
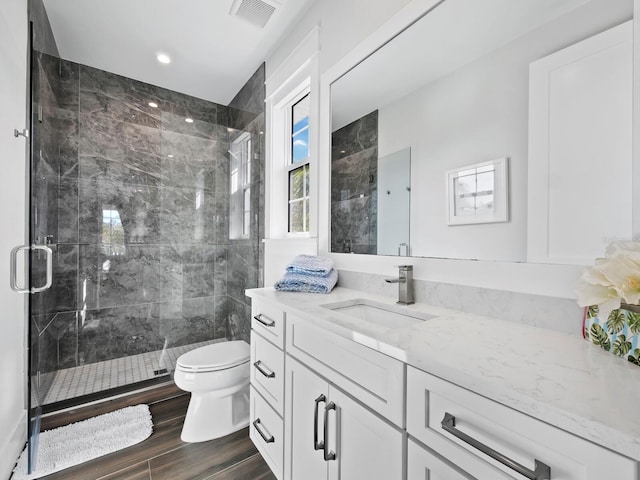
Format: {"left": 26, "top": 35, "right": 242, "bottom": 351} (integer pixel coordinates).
{"left": 40, "top": 338, "right": 223, "bottom": 405}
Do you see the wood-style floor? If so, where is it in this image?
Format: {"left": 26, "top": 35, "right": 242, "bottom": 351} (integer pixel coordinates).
{"left": 36, "top": 384, "right": 276, "bottom": 480}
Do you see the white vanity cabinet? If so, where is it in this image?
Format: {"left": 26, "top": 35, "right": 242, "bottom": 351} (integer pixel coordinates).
{"left": 284, "top": 355, "right": 404, "bottom": 480}
{"left": 283, "top": 312, "right": 405, "bottom": 480}
{"left": 407, "top": 366, "right": 638, "bottom": 480}
{"left": 247, "top": 290, "right": 639, "bottom": 480}
{"left": 250, "top": 298, "right": 287, "bottom": 479}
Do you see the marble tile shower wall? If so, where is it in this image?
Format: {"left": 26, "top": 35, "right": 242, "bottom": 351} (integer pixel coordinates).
{"left": 30, "top": 58, "right": 264, "bottom": 375}
{"left": 331, "top": 110, "right": 378, "bottom": 254}
{"left": 226, "top": 65, "right": 265, "bottom": 344}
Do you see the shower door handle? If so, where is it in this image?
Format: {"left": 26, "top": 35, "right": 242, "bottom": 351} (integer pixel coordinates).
{"left": 10, "top": 244, "right": 53, "bottom": 294}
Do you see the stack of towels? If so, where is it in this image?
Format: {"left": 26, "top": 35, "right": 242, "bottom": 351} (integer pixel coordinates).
{"left": 274, "top": 254, "right": 338, "bottom": 293}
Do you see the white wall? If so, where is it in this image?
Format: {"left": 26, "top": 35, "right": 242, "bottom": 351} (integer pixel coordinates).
{"left": 267, "top": 0, "right": 637, "bottom": 300}
{"left": 377, "top": 0, "right": 631, "bottom": 262}
{"left": 0, "top": 0, "right": 28, "bottom": 476}
{"left": 264, "top": 0, "right": 413, "bottom": 276}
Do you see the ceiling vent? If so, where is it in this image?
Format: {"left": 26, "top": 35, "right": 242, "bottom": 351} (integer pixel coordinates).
{"left": 230, "top": 0, "right": 281, "bottom": 28}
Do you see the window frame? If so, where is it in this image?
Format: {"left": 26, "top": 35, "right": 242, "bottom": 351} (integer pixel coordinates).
{"left": 268, "top": 77, "right": 313, "bottom": 238}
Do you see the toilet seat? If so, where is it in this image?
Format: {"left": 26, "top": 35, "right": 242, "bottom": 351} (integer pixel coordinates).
{"left": 176, "top": 341, "right": 250, "bottom": 373}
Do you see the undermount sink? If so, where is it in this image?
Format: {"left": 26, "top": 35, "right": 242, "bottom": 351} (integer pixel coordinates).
{"left": 321, "top": 299, "right": 434, "bottom": 329}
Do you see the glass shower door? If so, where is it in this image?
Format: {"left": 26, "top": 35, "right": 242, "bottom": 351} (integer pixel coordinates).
{"left": 25, "top": 23, "right": 61, "bottom": 473}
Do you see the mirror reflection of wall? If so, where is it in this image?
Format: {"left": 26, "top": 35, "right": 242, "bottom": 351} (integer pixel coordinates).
{"left": 329, "top": 0, "right": 634, "bottom": 265}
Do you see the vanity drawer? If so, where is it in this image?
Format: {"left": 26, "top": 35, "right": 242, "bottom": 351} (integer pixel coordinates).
{"left": 250, "top": 386, "right": 283, "bottom": 480}
{"left": 251, "top": 298, "right": 285, "bottom": 349}
{"left": 407, "top": 367, "right": 637, "bottom": 480}
{"left": 285, "top": 312, "right": 404, "bottom": 427}
{"left": 251, "top": 331, "right": 285, "bottom": 416}
{"left": 408, "top": 438, "right": 510, "bottom": 480}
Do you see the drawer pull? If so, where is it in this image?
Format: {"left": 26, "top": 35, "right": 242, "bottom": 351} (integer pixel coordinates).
{"left": 254, "top": 314, "right": 276, "bottom": 327}
{"left": 441, "top": 413, "right": 551, "bottom": 480}
{"left": 314, "top": 394, "right": 326, "bottom": 450}
{"left": 252, "top": 418, "right": 275, "bottom": 444}
{"left": 323, "top": 401, "right": 337, "bottom": 461}
{"left": 253, "top": 361, "right": 275, "bottom": 378}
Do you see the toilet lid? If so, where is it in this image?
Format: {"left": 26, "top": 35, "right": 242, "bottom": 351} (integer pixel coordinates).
{"left": 176, "top": 341, "right": 250, "bottom": 372}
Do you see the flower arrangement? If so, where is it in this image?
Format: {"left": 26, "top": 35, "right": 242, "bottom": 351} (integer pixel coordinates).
{"left": 576, "top": 242, "right": 640, "bottom": 321}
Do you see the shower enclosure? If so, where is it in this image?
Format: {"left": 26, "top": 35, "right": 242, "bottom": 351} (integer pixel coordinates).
{"left": 25, "top": 34, "right": 264, "bottom": 470}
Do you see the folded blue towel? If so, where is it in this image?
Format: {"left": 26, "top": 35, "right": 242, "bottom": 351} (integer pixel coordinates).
{"left": 274, "top": 268, "right": 338, "bottom": 294}
{"left": 286, "top": 255, "right": 334, "bottom": 277}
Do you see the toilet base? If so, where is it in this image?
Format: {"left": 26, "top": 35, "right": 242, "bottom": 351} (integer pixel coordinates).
{"left": 180, "top": 384, "right": 250, "bottom": 443}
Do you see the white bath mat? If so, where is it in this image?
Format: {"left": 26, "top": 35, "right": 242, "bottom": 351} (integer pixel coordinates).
{"left": 12, "top": 404, "right": 153, "bottom": 479}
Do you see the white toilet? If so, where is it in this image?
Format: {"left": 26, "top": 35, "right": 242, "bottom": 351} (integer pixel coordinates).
{"left": 174, "top": 340, "right": 250, "bottom": 442}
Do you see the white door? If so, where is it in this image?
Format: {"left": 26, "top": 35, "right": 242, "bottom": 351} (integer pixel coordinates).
{"left": 284, "top": 357, "right": 328, "bottom": 480}
{"left": 0, "top": 0, "right": 28, "bottom": 477}
{"left": 328, "top": 387, "right": 403, "bottom": 480}
{"left": 528, "top": 21, "right": 633, "bottom": 264}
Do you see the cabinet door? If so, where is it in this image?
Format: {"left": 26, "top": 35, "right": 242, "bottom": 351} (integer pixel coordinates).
{"left": 328, "top": 387, "right": 403, "bottom": 480}
{"left": 408, "top": 438, "right": 476, "bottom": 480}
{"left": 284, "top": 357, "right": 328, "bottom": 480}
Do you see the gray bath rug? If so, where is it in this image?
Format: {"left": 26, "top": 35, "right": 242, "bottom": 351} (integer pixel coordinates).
{"left": 12, "top": 404, "right": 153, "bottom": 479}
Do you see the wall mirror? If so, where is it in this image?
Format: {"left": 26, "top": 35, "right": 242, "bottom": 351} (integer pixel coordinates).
{"left": 329, "top": 0, "right": 634, "bottom": 264}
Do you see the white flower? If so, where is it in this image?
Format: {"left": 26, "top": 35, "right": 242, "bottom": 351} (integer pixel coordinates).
{"left": 576, "top": 241, "right": 640, "bottom": 319}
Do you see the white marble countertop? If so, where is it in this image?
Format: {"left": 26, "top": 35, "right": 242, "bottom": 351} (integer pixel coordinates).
{"left": 246, "top": 286, "right": 640, "bottom": 461}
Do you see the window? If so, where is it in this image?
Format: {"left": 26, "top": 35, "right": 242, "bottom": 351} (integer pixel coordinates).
{"left": 288, "top": 93, "right": 310, "bottom": 233}
{"left": 101, "top": 207, "right": 125, "bottom": 255}
{"left": 230, "top": 132, "right": 252, "bottom": 238}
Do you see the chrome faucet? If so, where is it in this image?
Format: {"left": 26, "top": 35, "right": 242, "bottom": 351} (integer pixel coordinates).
{"left": 385, "top": 265, "right": 414, "bottom": 305}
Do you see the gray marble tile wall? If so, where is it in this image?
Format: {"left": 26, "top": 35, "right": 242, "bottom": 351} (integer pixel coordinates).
{"left": 331, "top": 110, "right": 378, "bottom": 255}
{"left": 337, "top": 270, "right": 585, "bottom": 337}
{"left": 226, "top": 64, "right": 266, "bottom": 344}
{"left": 30, "top": 59, "right": 265, "bottom": 376}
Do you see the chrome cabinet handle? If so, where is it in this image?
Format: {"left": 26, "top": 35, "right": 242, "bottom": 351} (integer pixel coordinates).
{"left": 10, "top": 244, "right": 53, "bottom": 294}
{"left": 323, "top": 401, "right": 337, "bottom": 461}
{"left": 253, "top": 314, "right": 276, "bottom": 327}
{"left": 252, "top": 418, "right": 275, "bottom": 444}
{"left": 441, "top": 413, "right": 551, "bottom": 480}
{"left": 313, "top": 394, "right": 326, "bottom": 451}
{"left": 253, "top": 360, "right": 275, "bottom": 378}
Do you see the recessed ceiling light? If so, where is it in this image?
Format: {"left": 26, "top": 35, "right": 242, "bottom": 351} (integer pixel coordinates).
{"left": 156, "top": 53, "right": 171, "bottom": 64}
{"left": 148, "top": 102, "right": 158, "bottom": 108}
{"left": 185, "top": 118, "right": 194, "bottom": 123}
{"left": 167, "top": 154, "right": 174, "bottom": 158}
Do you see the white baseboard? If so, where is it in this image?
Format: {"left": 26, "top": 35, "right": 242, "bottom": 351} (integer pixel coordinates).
{"left": 0, "top": 409, "right": 26, "bottom": 480}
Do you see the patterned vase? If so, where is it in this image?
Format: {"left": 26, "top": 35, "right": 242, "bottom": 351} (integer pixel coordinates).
{"left": 584, "top": 304, "right": 640, "bottom": 366}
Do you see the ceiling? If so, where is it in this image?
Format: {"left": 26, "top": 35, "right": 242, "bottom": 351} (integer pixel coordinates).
{"left": 43, "top": 0, "right": 315, "bottom": 105}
